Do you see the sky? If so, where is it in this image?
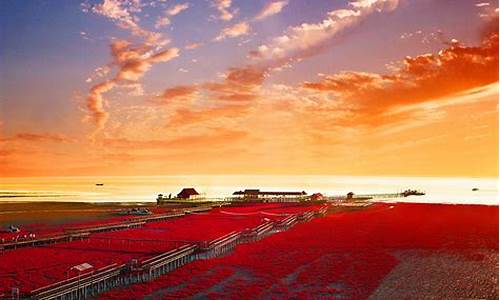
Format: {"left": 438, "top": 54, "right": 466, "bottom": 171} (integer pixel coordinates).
{"left": 0, "top": 0, "right": 498, "bottom": 178}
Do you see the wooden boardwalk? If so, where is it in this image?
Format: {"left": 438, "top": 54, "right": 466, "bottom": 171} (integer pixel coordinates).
{"left": 4, "top": 205, "right": 329, "bottom": 300}
{"left": 0, "top": 206, "right": 213, "bottom": 253}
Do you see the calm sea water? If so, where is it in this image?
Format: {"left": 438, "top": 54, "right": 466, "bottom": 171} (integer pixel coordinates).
{"left": 0, "top": 175, "right": 498, "bottom": 205}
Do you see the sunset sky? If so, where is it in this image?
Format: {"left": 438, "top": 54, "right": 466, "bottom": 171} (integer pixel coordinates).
{"left": 0, "top": 0, "right": 498, "bottom": 177}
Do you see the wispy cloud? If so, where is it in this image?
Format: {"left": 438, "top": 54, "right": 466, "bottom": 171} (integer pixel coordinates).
{"left": 0, "top": 133, "right": 74, "bottom": 143}
{"left": 476, "top": 2, "right": 490, "bottom": 7}
{"left": 399, "top": 29, "right": 446, "bottom": 44}
{"left": 212, "top": 0, "right": 237, "bottom": 21}
{"left": 155, "top": 16, "right": 171, "bottom": 28}
{"left": 249, "top": 0, "right": 399, "bottom": 67}
{"left": 185, "top": 42, "right": 203, "bottom": 50}
{"left": 476, "top": 2, "right": 499, "bottom": 19}
{"left": 166, "top": 0, "right": 401, "bottom": 133}
{"left": 112, "top": 39, "right": 179, "bottom": 81}
{"left": 215, "top": 21, "right": 250, "bottom": 41}
{"left": 87, "top": 80, "right": 115, "bottom": 130}
{"left": 166, "top": 3, "right": 189, "bottom": 16}
{"left": 160, "top": 85, "right": 198, "bottom": 103}
{"left": 84, "top": 0, "right": 179, "bottom": 137}
{"left": 254, "top": 1, "right": 288, "bottom": 21}
{"left": 155, "top": 2, "right": 190, "bottom": 29}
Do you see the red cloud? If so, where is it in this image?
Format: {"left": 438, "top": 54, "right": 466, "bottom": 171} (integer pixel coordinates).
{"left": 303, "top": 30, "right": 499, "bottom": 125}
{"left": 87, "top": 80, "right": 115, "bottom": 131}
{"left": 203, "top": 65, "right": 266, "bottom": 103}
{"left": 160, "top": 85, "right": 198, "bottom": 102}
{"left": 1, "top": 133, "right": 73, "bottom": 143}
{"left": 160, "top": 65, "right": 265, "bottom": 128}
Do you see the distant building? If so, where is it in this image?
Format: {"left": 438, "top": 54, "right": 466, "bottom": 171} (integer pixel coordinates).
{"left": 157, "top": 188, "right": 204, "bottom": 204}
{"left": 309, "top": 193, "right": 324, "bottom": 201}
{"left": 232, "top": 189, "right": 308, "bottom": 202}
{"left": 177, "top": 188, "right": 201, "bottom": 200}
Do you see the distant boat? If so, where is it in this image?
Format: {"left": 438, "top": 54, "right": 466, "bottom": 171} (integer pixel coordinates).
{"left": 472, "top": 188, "right": 479, "bottom": 191}
{"left": 402, "top": 189, "right": 425, "bottom": 197}
{"left": 95, "top": 183, "right": 104, "bottom": 186}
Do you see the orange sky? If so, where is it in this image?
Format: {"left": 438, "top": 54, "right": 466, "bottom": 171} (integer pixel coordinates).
{"left": 0, "top": 0, "right": 498, "bottom": 177}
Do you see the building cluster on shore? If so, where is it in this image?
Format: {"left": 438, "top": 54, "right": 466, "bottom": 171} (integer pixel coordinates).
{"left": 157, "top": 188, "right": 324, "bottom": 205}
{"left": 156, "top": 186, "right": 426, "bottom": 205}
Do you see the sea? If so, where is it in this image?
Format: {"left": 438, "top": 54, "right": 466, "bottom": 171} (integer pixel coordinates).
{"left": 0, "top": 175, "right": 498, "bottom": 205}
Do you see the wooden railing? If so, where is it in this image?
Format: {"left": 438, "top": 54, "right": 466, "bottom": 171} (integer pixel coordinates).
{"left": 6, "top": 205, "right": 328, "bottom": 300}
{"left": 31, "top": 264, "right": 123, "bottom": 300}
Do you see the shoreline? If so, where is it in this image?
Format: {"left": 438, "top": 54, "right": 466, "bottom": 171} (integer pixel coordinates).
{"left": 0, "top": 200, "right": 497, "bottom": 228}
{"left": 1, "top": 175, "right": 497, "bottom": 204}
{"left": 0, "top": 201, "right": 188, "bottom": 227}
{"left": 0, "top": 198, "right": 498, "bottom": 206}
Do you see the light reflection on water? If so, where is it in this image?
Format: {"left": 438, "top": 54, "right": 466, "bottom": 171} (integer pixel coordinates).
{"left": 0, "top": 175, "right": 498, "bottom": 205}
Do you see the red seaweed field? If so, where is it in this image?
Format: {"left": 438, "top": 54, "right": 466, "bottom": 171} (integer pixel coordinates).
{"left": 0, "top": 203, "right": 318, "bottom": 295}
{"left": 100, "top": 203, "right": 499, "bottom": 299}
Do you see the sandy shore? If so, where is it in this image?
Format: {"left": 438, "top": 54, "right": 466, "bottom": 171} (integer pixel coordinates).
{"left": 0, "top": 201, "right": 160, "bottom": 226}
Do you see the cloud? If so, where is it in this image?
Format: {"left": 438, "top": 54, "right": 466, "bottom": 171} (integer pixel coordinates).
{"left": 249, "top": 0, "right": 399, "bottom": 65}
{"left": 160, "top": 65, "right": 267, "bottom": 129}
{"left": 86, "top": 66, "right": 112, "bottom": 83}
{"left": 185, "top": 42, "right": 202, "bottom": 50}
{"left": 399, "top": 29, "right": 446, "bottom": 44}
{"left": 85, "top": 0, "right": 179, "bottom": 136}
{"left": 155, "top": 16, "right": 171, "bottom": 28}
{"left": 80, "top": 31, "right": 91, "bottom": 41}
{"left": 90, "top": 39, "right": 178, "bottom": 95}
{"left": 166, "top": 3, "right": 189, "bottom": 16}
{"left": 160, "top": 85, "right": 198, "bottom": 102}
{"left": 122, "top": 82, "right": 145, "bottom": 96}
{"left": 183, "top": 0, "right": 397, "bottom": 102}
{"left": 203, "top": 65, "right": 266, "bottom": 102}
{"left": 92, "top": 0, "right": 135, "bottom": 22}
{"left": 213, "top": 0, "right": 288, "bottom": 43}
{"left": 158, "top": 65, "right": 265, "bottom": 128}
{"left": 476, "top": 2, "right": 490, "bottom": 7}
{"left": 91, "top": 0, "right": 162, "bottom": 45}
{"left": 477, "top": 2, "right": 498, "bottom": 19}
{"left": 215, "top": 22, "right": 250, "bottom": 41}
{"left": 177, "top": 0, "right": 399, "bottom": 125}
{"left": 87, "top": 80, "right": 115, "bottom": 131}
{"left": 162, "top": 1, "right": 400, "bottom": 132}
{"left": 155, "top": 3, "right": 190, "bottom": 29}
{"left": 212, "top": 0, "right": 237, "bottom": 21}
{"left": 254, "top": 1, "right": 288, "bottom": 21}
{"left": 0, "top": 133, "right": 73, "bottom": 143}
{"left": 303, "top": 30, "right": 499, "bottom": 126}
{"left": 158, "top": 0, "right": 405, "bottom": 139}
{"left": 149, "top": 47, "right": 180, "bottom": 62}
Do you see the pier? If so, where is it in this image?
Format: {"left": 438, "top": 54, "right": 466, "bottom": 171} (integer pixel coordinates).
{"left": 14, "top": 205, "right": 329, "bottom": 300}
